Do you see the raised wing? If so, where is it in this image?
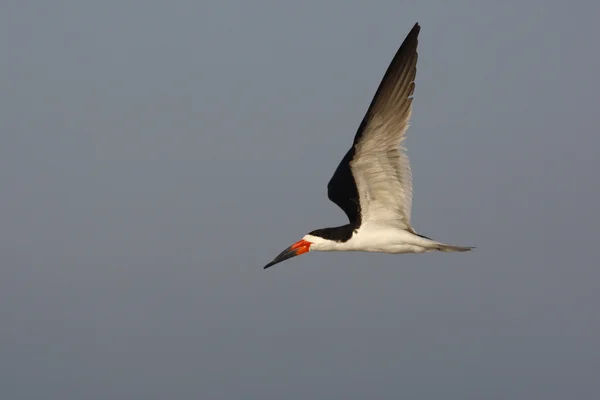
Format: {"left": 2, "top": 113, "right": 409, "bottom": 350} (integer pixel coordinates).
{"left": 328, "top": 23, "right": 420, "bottom": 229}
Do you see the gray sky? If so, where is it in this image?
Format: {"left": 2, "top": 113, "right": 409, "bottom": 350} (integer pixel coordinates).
{"left": 1, "top": 1, "right": 599, "bottom": 399}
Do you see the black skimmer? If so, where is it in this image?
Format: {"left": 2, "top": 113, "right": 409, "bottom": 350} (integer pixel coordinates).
{"left": 264, "top": 23, "right": 473, "bottom": 270}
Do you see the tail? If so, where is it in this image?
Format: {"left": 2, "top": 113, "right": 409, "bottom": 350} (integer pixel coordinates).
{"left": 433, "top": 243, "right": 474, "bottom": 252}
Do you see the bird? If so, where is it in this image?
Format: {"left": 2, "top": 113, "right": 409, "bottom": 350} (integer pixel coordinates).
{"left": 264, "top": 23, "right": 473, "bottom": 270}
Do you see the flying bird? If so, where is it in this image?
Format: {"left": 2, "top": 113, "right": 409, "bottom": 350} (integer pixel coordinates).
{"left": 264, "top": 23, "right": 473, "bottom": 269}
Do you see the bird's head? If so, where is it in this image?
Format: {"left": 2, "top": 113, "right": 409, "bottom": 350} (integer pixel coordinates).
{"left": 263, "top": 231, "right": 346, "bottom": 269}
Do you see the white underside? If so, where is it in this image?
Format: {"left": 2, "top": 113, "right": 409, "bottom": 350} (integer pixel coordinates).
{"left": 304, "top": 223, "right": 443, "bottom": 254}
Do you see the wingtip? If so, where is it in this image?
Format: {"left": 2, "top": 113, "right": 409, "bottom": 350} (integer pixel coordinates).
{"left": 408, "top": 22, "right": 421, "bottom": 39}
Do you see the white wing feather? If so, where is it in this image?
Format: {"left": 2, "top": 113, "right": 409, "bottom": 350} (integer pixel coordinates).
{"left": 352, "top": 109, "right": 414, "bottom": 229}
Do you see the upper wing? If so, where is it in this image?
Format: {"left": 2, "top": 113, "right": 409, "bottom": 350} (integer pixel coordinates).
{"left": 328, "top": 23, "right": 420, "bottom": 229}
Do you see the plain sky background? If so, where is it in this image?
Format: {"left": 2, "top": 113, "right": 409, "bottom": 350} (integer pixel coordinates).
{"left": 1, "top": 1, "right": 599, "bottom": 399}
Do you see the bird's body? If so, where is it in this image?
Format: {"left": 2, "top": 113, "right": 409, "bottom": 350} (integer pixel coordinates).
{"left": 305, "top": 228, "right": 440, "bottom": 254}
{"left": 264, "top": 23, "right": 473, "bottom": 269}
